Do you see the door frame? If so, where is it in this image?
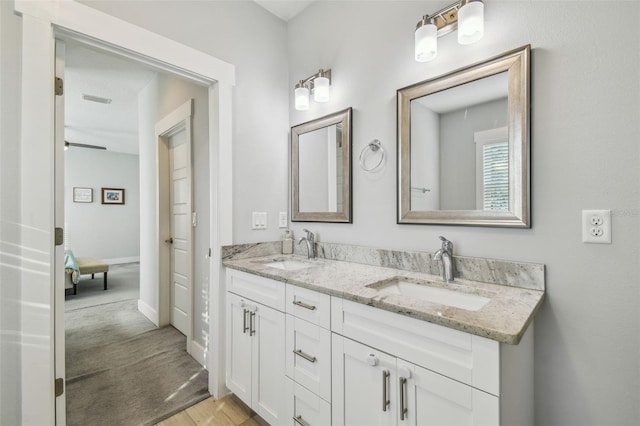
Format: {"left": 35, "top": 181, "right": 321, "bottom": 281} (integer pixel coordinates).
{"left": 15, "top": 1, "right": 234, "bottom": 423}
{"left": 156, "top": 99, "right": 195, "bottom": 352}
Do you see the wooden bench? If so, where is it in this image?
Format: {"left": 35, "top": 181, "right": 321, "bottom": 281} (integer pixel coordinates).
{"left": 72, "top": 257, "right": 109, "bottom": 295}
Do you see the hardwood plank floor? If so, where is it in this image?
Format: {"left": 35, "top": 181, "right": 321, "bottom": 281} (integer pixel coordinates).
{"left": 156, "top": 394, "right": 268, "bottom": 426}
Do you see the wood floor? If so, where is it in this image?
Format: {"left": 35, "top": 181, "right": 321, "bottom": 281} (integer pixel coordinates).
{"left": 156, "top": 394, "right": 268, "bottom": 426}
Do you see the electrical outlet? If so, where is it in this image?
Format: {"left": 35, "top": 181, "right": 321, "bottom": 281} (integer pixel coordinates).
{"left": 582, "top": 210, "right": 611, "bottom": 244}
{"left": 252, "top": 212, "right": 267, "bottom": 230}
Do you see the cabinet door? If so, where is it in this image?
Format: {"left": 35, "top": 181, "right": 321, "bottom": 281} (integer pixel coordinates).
{"left": 252, "top": 302, "right": 286, "bottom": 425}
{"left": 226, "top": 292, "right": 253, "bottom": 406}
{"left": 333, "top": 335, "right": 397, "bottom": 426}
{"left": 403, "top": 361, "right": 499, "bottom": 426}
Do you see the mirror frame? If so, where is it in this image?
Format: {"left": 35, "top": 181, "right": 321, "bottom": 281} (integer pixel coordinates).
{"left": 397, "top": 45, "right": 531, "bottom": 227}
{"left": 291, "top": 107, "right": 353, "bottom": 223}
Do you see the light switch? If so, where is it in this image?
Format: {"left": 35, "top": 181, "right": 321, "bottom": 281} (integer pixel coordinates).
{"left": 252, "top": 212, "right": 267, "bottom": 230}
{"left": 279, "top": 212, "right": 288, "bottom": 228}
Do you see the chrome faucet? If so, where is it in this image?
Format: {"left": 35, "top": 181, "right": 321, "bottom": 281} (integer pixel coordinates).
{"left": 433, "top": 236, "right": 454, "bottom": 283}
{"left": 298, "top": 229, "right": 316, "bottom": 259}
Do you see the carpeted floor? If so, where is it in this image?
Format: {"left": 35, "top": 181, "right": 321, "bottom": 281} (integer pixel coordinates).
{"left": 65, "top": 264, "right": 209, "bottom": 426}
{"left": 65, "top": 262, "right": 140, "bottom": 311}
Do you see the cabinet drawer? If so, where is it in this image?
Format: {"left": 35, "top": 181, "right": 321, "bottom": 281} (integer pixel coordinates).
{"left": 331, "top": 297, "right": 500, "bottom": 396}
{"left": 227, "top": 268, "right": 285, "bottom": 311}
{"left": 286, "top": 378, "right": 331, "bottom": 426}
{"left": 286, "top": 315, "right": 332, "bottom": 402}
{"left": 286, "top": 284, "right": 331, "bottom": 329}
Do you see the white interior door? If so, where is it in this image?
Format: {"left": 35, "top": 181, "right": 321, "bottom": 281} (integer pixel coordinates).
{"left": 169, "top": 128, "right": 190, "bottom": 335}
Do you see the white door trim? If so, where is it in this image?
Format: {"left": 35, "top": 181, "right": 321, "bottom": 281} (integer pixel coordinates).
{"left": 15, "top": 1, "right": 234, "bottom": 423}
{"left": 156, "top": 99, "right": 194, "bottom": 354}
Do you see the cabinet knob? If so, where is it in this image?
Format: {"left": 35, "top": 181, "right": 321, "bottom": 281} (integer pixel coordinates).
{"left": 366, "top": 353, "right": 379, "bottom": 366}
{"left": 398, "top": 364, "right": 412, "bottom": 379}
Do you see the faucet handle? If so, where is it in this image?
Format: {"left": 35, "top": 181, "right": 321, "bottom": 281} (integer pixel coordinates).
{"left": 303, "top": 229, "right": 314, "bottom": 239}
{"left": 439, "top": 236, "right": 453, "bottom": 251}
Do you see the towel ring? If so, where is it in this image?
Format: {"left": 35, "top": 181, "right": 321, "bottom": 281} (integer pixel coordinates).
{"left": 359, "top": 139, "right": 385, "bottom": 172}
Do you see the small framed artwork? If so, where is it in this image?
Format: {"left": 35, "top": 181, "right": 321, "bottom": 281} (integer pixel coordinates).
{"left": 73, "top": 187, "right": 93, "bottom": 203}
{"left": 101, "top": 188, "right": 125, "bottom": 205}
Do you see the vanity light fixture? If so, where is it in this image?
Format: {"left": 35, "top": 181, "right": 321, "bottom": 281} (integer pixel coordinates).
{"left": 294, "top": 68, "right": 332, "bottom": 111}
{"left": 415, "top": 0, "right": 484, "bottom": 62}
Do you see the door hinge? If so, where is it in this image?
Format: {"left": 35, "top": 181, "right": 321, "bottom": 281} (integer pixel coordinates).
{"left": 55, "top": 77, "right": 63, "bottom": 96}
{"left": 55, "top": 227, "right": 64, "bottom": 246}
{"left": 55, "top": 378, "right": 64, "bottom": 397}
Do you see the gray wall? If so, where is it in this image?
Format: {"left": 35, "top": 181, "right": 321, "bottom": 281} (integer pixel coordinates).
{"left": 439, "top": 98, "right": 507, "bottom": 210}
{"left": 64, "top": 149, "right": 140, "bottom": 261}
{"left": 83, "top": 0, "right": 290, "bottom": 244}
{"left": 288, "top": 1, "right": 639, "bottom": 425}
{"left": 138, "top": 72, "right": 211, "bottom": 348}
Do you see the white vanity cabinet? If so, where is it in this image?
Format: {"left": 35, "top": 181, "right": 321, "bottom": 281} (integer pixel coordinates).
{"left": 226, "top": 270, "right": 286, "bottom": 425}
{"left": 285, "top": 284, "right": 332, "bottom": 425}
{"left": 331, "top": 298, "right": 533, "bottom": 426}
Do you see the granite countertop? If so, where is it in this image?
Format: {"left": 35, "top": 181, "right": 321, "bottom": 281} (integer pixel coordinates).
{"left": 222, "top": 253, "right": 545, "bottom": 345}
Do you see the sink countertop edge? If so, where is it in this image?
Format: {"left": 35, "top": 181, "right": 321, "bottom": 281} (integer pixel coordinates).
{"left": 222, "top": 254, "right": 545, "bottom": 345}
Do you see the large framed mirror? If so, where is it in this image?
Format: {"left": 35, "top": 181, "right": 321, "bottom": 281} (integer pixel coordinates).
{"left": 397, "top": 45, "right": 530, "bottom": 227}
{"left": 292, "top": 107, "right": 352, "bottom": 223}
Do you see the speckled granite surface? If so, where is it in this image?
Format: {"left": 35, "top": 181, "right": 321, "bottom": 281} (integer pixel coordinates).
{"left": 222, "top": 242, "right": 545, "bottom": 345}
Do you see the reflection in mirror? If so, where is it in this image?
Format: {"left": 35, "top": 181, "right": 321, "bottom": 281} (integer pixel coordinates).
{"left": 298, "top": 123, "right": 343, "bottom": 213}
{"left": 292, "top": 108, "right": 352, "bottom": 222}
{"left": 410, "top": 72, "right": 508, "bottom": 211}
{"left": 398, "top": 45, "right": 530, "bottom": 227}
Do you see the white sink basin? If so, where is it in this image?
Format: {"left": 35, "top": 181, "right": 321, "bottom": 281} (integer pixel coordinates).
{"left": 262, "top": 259, "right": 316, "bottom": 271}
{"left": 370, "top": 279, "right": 491, "bottom": 311}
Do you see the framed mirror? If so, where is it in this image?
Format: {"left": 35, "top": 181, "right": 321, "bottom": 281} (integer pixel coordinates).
{"left": 292, "top": 107, "right": 352, "bottom": 223}
{"left": 397, "top": 45, "right": 530, "bottom": 227}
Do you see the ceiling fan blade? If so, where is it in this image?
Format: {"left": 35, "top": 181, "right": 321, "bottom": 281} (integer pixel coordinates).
{"left": 65, "top": 141, "right": 107, "bottom": 150}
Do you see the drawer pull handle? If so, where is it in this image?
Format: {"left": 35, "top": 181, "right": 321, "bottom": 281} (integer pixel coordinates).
{"left": 382, "top": 369, "right": 390, "bottom": 412}
{"left": 293, "top": 300, "right": 317, "bottom": 311}
{"left": 293, "top": 415, "right": 311, "bottom": 426}
{"left": 293, "top": 349, "right": 317, "bottom": 363}
{"left": 399, "top": 377, "right": 408, "bottom": 421}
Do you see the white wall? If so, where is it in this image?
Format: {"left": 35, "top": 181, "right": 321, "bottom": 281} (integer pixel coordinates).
{"left": 64, "top": 148, "right": 140, "bottom": 262}
{"left": 410, "top": 102, "right": 439, "bottom": 210}
{"left": 287, "top": 1, "right": 639, "bottom": 425}
{"left": 83, "top": 0, "right": 290, "bottom": 244}
{"left": 0, "top": 0, "right": 23, "bottom": 423}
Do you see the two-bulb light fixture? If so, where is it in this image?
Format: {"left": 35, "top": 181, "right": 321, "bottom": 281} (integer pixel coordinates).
{"left": 415, "top": 0, "right": 484, "bottom": 62}
{"left": 294, "top": 68, "right": 331, "bottom": 111}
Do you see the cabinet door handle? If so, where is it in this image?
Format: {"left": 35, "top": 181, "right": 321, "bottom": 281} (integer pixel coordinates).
{"left": 293, "top": 415, "right": 311, "bottom": 426}
{"left": 249, "top": 311, "right": 256, "bottom": 336}
{"left": 382, "top": 369, "right": 390, "bottom": 412}
{"left": 242, "top": 309, "right": 249, "bottom": 334}
{"left": 293, "top": 299, "right": 316, "bottom": 311}
{"left": 293, "top": 349, "right": 317, "bottom": 363}
{"left": 399, "top": 377, "right": 408, "bottom": 421}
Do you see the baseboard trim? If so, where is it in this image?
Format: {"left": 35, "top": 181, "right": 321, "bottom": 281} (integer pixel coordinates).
{"left": 105, "top": 256, "right": 140, "bottom": 265}
{"left": 190, "top": 341, "right": 207, "bottom": 368}
{"left": 138, "top": 299, "right": 159, "bottom": 326}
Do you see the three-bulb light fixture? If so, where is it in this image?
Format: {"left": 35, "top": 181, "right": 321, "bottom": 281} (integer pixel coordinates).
{"left": 415, "top": 0, "right": 484, "bottom": 62}
{"left": 294, "top": 68, "right": 331, "bottom": 111}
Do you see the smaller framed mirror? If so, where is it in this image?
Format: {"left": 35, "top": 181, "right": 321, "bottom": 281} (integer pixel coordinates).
{"left": 397, "top": 45, "right": 530, "bottom": 227}
{"left": 292, "top": 107, "right": 352, "bottom": 223}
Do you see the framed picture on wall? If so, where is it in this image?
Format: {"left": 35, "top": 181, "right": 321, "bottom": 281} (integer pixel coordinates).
{"left": 73, "top": 187, "right": 93, "bottom": 203}
{"left": 101, "top": 188, "right": 125, "bottom": 205}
